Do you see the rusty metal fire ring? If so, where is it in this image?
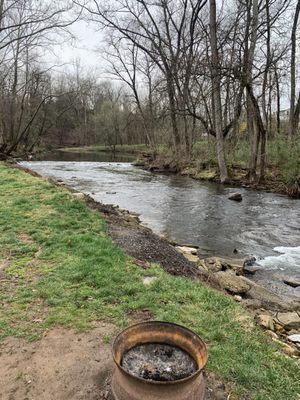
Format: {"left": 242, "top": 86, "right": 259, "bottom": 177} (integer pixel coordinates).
{"left": 111, "top": 321, "right": 208, "bottom": 400}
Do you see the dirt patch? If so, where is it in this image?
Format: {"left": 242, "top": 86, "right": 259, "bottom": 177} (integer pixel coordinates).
{"left": 127, "top": 309, "right": 154, "bottom": 323}
{"left": 0, "top": 259, "right": 10, "bottom": 281}
{"left": 18, "top": 233, "right": 34, "bottom": 245}
{"left": 0, "top": 323, "right": 230, "bottom": 400}
{"left": 0, "top": 259, "right": 10, "bottom": 271}
{"left": 0, "top": 323, "right": 115, "bottom": 400}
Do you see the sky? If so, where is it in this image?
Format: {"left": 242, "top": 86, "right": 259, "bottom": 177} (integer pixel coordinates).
{"left": 44, "top": 19, "right": 104, "bottom": 75}
{"left": 41, "top": 12, "right": 291, "bottom": 109}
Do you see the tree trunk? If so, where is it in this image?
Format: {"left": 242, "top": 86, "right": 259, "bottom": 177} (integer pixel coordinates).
{"left": 289, "top": 0, "right": 300, "bottom": 137}
{"left": 209, "top": 0, "right": 228, "bottom": 183}
{"left": 246, "top": 0, "right": 259, "bottom": 180}
{"left": 274, "top": 66, "right": 281, "bottom": 135}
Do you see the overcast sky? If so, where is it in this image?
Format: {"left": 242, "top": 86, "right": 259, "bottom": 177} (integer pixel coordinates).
{"left": 44, "top": 19, "right": 103, "bottom": 75}
{"left": 43, "top": 14, "right": 290, "bottom": 109}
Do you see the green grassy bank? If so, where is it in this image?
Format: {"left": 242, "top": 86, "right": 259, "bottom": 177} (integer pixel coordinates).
{"left": 0, "top": 163, "right": 299, "bottom": 399}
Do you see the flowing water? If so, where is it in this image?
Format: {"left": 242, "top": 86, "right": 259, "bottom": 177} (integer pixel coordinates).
{"left": 20, "top": 150, "right": 300, "bottom": 298}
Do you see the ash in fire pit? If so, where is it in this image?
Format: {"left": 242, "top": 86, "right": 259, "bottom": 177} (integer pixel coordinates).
{"left": 121, "top": 343, "right": 198, "bottom": 382}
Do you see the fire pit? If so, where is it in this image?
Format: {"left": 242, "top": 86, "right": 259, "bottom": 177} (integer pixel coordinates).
{"left": 111, "top": 321, "right": 208, "bottom": 400}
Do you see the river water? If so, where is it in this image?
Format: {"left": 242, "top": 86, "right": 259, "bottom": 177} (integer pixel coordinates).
{"left": 21, "top": 150, "right": 300, "bottom": 298}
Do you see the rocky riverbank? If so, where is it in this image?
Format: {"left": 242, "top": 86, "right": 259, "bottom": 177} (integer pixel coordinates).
{"left": 12, "top": 163, "right": 300, "bottom": 359}
{"left": 134, "top": 152, "right": 300, "bottom": 198}
{"left": 175, "top": 246, "right": 300, "bottom": 358}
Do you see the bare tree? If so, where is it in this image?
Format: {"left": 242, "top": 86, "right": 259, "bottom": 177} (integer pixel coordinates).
{"left": 209, "top": 0, "right": 228, "bottom": 182}
{"left": 289, "top": 0, "right": 300, "bottom": 138}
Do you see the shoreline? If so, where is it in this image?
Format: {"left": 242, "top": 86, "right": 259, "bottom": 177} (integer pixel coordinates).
{"left": 12, "top": 162, "right": 300, "bottom": 359}
{"left": 134, "top": 152, "right": 300, "bottom": 198}
{"left": 11, "top": 145, "right": 300, "bottom": 197}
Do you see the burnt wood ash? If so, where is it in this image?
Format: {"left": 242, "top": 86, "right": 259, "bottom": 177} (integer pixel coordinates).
{"left": 121, "top": 343, "right": 198, "bottom": 382}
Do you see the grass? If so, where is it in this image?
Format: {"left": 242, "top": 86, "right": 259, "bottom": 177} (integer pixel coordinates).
{"left": 150, "top": 137, "right": 300, "bottom": 186}
{"left": 0, "top": 163, "right": 299, "bottom": 399}
{"left": 192, "top": 137, "right": 300, "bottom": 185}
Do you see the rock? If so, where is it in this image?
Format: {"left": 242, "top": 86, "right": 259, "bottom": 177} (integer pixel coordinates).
{"left": 202, "top": 257, "right": 225, "bottom": 273}
{"left": 73, "top": 193, "right": 85, "bottom": 200}
{"left": 265, "top": 330, "right": 278, "bottom": 340}
{"left": 274, "top": 322, "right": 286, "bottom": 334}
{"left": 243, "top": 256, "right": 256, "bottom": 266}
{"left": 274, "top": 274, "right": 300, "bottom": 288}
{"left": 242, "top": 299, "right": 263, "bottom": 309}
{"left": 194, "top": 170, "right": 218, "bottom": 181}
{"left": 287, "top": 334, "right": 300, "bottom": 343}
{"left": 183, "top": 253, "right": 199, "bottom": 263}
{"left": 175, "top": 246, "right": 198, "bottom": 255}
{"left": 142, "top": 277, "right": 158, "bottom": 286}
{"left": 281, "top": 344, "right": 300, "bottom": 357}
{"left": 197, "top": 261, "right": 208, "bottom": 272}
{"left": 202, "top": 257, "right": 244, "bottom": 275}
{"left": 234, "top": 295, "right": 243, "bottom": 302}
{"left": 275, "top": 312, "right": 300, "bottom": 330}
{"left": 228, "top": 192, "right": 242, "bottom": 202}
{"left": 214, "top": 270, "right": 251, "bottom": 294}
{"left": 243, "top": 257, "right": 259, "bottom": 275}
{"left": 256, "top": 314, "right": 275, "bottom": 331}
{"left": 243, "top": 264, "right": 260, "bottom": 275}
{"left": 245, "top": 284, "right": 293, "bottom": 311}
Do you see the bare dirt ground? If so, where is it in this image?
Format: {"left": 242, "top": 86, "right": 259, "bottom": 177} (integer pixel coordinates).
{"left": 0, "top": 323, "right": 115, "bottom": 400}
{"left": 0, "top": 323, "right": 230, "bottom": 400}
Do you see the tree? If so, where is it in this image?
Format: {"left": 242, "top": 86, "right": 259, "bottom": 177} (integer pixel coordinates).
{"left": 289, "top": 0, "right": 300, "bottom": 138}
{"left": 209, "top": 0, "right": 228, "bottom": 182}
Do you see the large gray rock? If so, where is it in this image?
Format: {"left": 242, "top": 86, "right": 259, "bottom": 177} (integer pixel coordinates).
{"left": 214, "top": 271, "right": 251, "bottom": 294}
{"left": 275, "top": 312, "right": 300, "bottom": 330}
{"left": 245, "top": 282, "right": 295, "bottom": 311}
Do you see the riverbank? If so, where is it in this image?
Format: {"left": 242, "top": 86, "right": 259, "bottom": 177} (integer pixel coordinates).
{"left": 50, "top": 142, "right": 300, "bottom": 197}
{"left": 0, "top": 162, "right": 300, "bottom": 399}
{"left": 134, "top": 151, "right": 300, "bottom": 198}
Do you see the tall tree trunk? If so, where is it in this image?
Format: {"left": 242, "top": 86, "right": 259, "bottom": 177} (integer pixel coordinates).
{"left": 166, "top": 76, "right": 181, "bottom": 151}
{"left": 289, "top": 0, "right": 300, "bottom": 137}
{"left": 246, "top": 0, "right": 259, "bottom": 181}
{"left": 274, "top": 66, "right": 280, "bottom": 135}
{"left": 209, "top": 0, "right": 228, "bottom": 183}
{"left": 259, "top": 0, "right": 271, "bottom": 181}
